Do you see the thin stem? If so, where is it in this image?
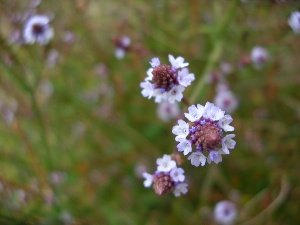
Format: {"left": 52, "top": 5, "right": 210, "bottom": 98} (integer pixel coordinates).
{"left": 239, "top": 175, "right": 290, "bottom": 225}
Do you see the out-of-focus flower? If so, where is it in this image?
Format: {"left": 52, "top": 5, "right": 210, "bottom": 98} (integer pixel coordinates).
{"left": 23, "top": 14, "right": 54, "bottom": 45}
{"left": 288, "top": 11, "right": 300, "bottom": 34}
{"left": 220, "top": 61, "right": 233, "bottom": 75}
{"left": 157, "top": 101, "right": 180, "bottom": 122}
{"left": 250, "top": 46, "right": 269, "bottom": 69}
{"left": 60, "top": 211, "right": 75, "bottom": 225}
{"left": 112, "top": 36, "right": 131, "bottom": 59}
{"left": 36, "top": 79, "right": 53, "bottom": 104}
{"left": 0, "top": 95, "right": 18, "bottom": 124}
{"left": 173, "top": 102, "right": 236, "bottom": 167}
{"left": 214, "top": 200, "right": 237, "bottom": 225}
{"left": 46, "top": 49, "right": 60, "bottom": 68}
{"left": 49, "top": 171, "right": 66, "bottom": 186}
{"left": 62, "top": 31, "right": 76, "bottom": 44}
{"left": 143, "top": 154, "right": 188, "bottom": 197}
{"left": 140, "top": 55, "right": 194, "bottom": 103}
{"left": 214, "top": 88, "right": 238, "bottom": 114}
{"left": 206, "top": 70, "right": 224, "bottom": 84}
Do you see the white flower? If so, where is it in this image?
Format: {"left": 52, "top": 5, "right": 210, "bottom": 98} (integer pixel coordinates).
{"left": 178, "top": 68, "right": 195, "bottom": 87}
{"left": 176, "top": 138, "right": 192, "bottom": 155}
{"left": 214, "top": 90, "right": 238, "bottom": 114}
{"left": 204, "top": 102, "right": 225, "bottom": 121}
{"left": 168, "top": 55, "right": 189, "bottom": 69}
{"left": 23, "top": 14, "right": 54, "bottom": 45}
{"left": 140, "top": 81, "right": 154, "bottom": 99}
{"left": 145, "top": 68, "right": 153, "bottom": 81}
{"left": 120, "top": 36, "right": 131, "bottom": 47}
{"left": 156, "top": 155, "right": 176, "bottom": 172}
{"left": 221, "top": 134, "right": 236, "bottom": 154}
{"left": 214, "top": 200, "right": 237, "bottom": 225}
{"left": 218, "top": 115, "right": 234, "bottom": 132}
{"left": 188, "top": 152, "right": 206, "bottom": 167}
{"left": 170, "top": 167, "right": 185, "bottom": 182}
{"left": 207, "top": 150, "right": 223, "bottom": 164}
{"left": 157, "top": 101, "right": 180, "bottom": 122}
{"left": 142, "top": 172, "right": 153, "bottom": 188}
{"left": 173, "top": 183, "right": 188, "bottom": 197}
{"left": 154, "top": 90, "right": 167, "bottom": 103}
{"left": 288, "top": 11, "right": 300, "bottom": 34}
{"left": 172, "top": 120, "right": 189, "bottom": 139}
{"left": 115, "top": 48, "right": 125, "bottom": 59}
{"left": 150, "top": 57, "right": 160, "bottom": 67}
{"left": 250, "top": 46, "right": 268, "bottom": 69}
{"left": 167, "top": 85, "right": 185, "bottom": 103}
{"left": 184, "top": 104, "right": 205, "bottom": 122}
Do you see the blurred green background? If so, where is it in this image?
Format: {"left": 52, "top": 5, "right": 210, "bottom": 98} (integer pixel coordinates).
{"left": 0, "top": 0, "right": 300, "bottom": 224}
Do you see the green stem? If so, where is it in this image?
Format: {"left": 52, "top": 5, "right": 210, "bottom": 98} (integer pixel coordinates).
{"left": 190, "top": 0, "right": 239, "bottom": 103}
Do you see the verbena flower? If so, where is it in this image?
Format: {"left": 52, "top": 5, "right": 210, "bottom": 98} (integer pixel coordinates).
{"left": 112, "top": 36, "right": 131, "bottom": 59}
{"left": 214, "top": 88, "right": 238, "bottom": 114}
{"left": 157, "top": 101, "right": 180, "bottom": 122}
{"left": 140, "top": 55, "right": 195, "bottom": 103}
{"left": 172, "top": 102, "right": 236, "bottom": 167}
{"left": 143, "top": 154, "right": 188, "bottom": 197}
{"left": 23, "top": 14, "right": 54, "bottom": 45}
{"left": 213, "top": 200, "right": 237, "bottom": 225}
{"left": 288, "top": 11, "right": 300, "bottom": 34}
{"left": 250, "top": 46, "right": 268, "bottom": 69}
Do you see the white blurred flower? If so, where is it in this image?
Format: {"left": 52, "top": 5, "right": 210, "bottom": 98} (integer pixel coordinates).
{"left": 142, "top": 172, "right": 153, "bottom": 188}
{"left": 188, "top": 151, "right": 206, "bottom": 167}
{"left": 23, "top": 14, "right": 54, "bottom": 45}
{"left": 173, "top": 183, "right": 188, "bottom": 197}
{"left": 214, "top": 200, "right": 237, "bottom": 225}
{"left": 157, "top": 101, "right": 180, "bottom": 122}
{"left": 250, "top": 46, "right": 269, "bottom": 69}
{"left": 214, "top": 90, "right": 238, "bottom": 114}
{"left": 288, "top": 11, "right": 300, "bottom": 34}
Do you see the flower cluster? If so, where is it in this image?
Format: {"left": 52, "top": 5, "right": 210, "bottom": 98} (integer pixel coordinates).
{"left": 140, "top": 55, "right": 195, "bottom": 104}
{"left": 214, "top": 200, "right": 237, "bottom": 225}
{"left": 172, "top": 102, "right": 236, "bottom": 167}
{"left": 23, "top": 14, "right": 54, "bottom": 45}
{"left": 143, "top": 155, "right": 188, "bottom": 197}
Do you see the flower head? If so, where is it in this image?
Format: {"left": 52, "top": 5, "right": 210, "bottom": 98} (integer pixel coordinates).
{"left": 288, "top": 11, "right": 300, "bottom": 34}
{"left": 113, "top": 36, "right": 131, "bottom": 59}
{"left": 157, "top": 101, "right": 180, "bottom": 122}
{"left": 23, "top": 14, "right": 54, "bottom": 45}
{"left": 214, "top": 89, "right": 238, "bottom": 114}
{"left": 173, "top": 102, "right": 236, "bottom": 167}
{"left": 214, "top": 200, "right": 237, "bottom": 225}
{"left": 143, "top": 154, "right": 188, "bottom": 197}
{"left": 141, "top": 55, "right": 195, "bottom": 103}
{"left": 250, "top": 46, "right": 268, "bottom": 69}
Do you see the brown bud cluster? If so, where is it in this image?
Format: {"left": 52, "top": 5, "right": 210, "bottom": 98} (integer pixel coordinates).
{"left": 153, "top": 173, "right": 174, "bottom": 195}
{"left": 190, "top": 121, "right": 222, "bottom": 151}
{"left": 152, "top": 65, "right": 178, "bottom": 91}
